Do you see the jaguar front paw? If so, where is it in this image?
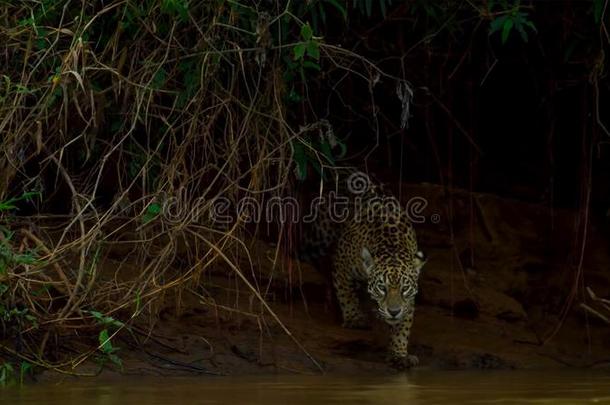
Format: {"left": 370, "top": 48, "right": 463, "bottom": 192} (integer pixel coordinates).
{"left": 389, "top": 354, "right": 419, "bottom": 370}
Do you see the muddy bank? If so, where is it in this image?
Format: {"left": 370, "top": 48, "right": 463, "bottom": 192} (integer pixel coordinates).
{"left": 39, "top": 184, "right": 610, "bottom": 380}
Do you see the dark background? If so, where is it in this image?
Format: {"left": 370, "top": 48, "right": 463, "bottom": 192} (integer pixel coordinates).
{"left": 303, "top": 1, "right": 608, "bottom": 218}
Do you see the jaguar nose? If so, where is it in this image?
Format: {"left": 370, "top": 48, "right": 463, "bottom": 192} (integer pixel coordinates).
{"left": 388, "top": 308, "right": 402, "bottom": 318}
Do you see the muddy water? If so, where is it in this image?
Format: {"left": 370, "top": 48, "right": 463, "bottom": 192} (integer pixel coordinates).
{"left": 2, "top": 370, "right": 610, "bottom": 404}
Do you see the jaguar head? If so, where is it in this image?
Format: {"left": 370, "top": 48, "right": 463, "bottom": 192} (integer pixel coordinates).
{"left": 361, "top": 247, "right": 426, "bottom": 324}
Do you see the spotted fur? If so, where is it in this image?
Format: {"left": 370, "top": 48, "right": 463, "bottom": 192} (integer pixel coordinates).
{"left": 300, "top": 180, "right": 426, "bottom": 369}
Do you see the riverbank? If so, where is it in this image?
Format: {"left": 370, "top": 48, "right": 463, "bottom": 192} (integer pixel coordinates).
{"left": 34, "top": 184, "right": 610, "bottom": 380}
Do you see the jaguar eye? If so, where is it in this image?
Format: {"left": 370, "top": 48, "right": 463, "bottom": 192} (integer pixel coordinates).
{"left": 378, "top": 285, "right": 387, "bottom": 296}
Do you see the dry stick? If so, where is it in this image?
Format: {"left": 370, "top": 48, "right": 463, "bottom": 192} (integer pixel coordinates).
{"left": 20, "top": 228, "right": 73, "bottom": 294}
{"left": 94, "top": 235, "right": 216, "bottom": 319}
{"left": 47, "top": 154, "right": 91, "bottom": 322}
{"left": 587, "top": 286, "right": 610, "bottom": 310}
{"left": 3, "top": 7, "right": 229, "bottom": 370}
{"left": 75, "top": 27, "right": 175, "bottom": 233}
{"left": 581, "top": 286, "right": 610, "bottom": 324}
{"left": 580, "top": 303, "right": 610, "bottom": 324}
{"left": 20, "top": 228, "right": 77, "bottom": 359}
{"left": 0, "top": 343, "right": 97, "bottom": 377}
{"left": 191, "top": 289, "right": 264, "bottom": 320}
{"left": 70, "top": 269, "right": 183, "bottom": 370}
{"left": 321, "top": 44, "right": 403, "bottom": 83}
{"left": 2, "top": 7, "right": 379, "bottom": 372}
{"left": 52, "top": 41, "right": 178, "bottom": 314}
{"left": 192, "top": 231, "right": 324, "bottom": 373}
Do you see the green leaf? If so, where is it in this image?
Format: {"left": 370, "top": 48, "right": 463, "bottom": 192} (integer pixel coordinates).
{"left": 0, "top": 363, "right": 15, "bottom": 386}
{"left": 524, "top": 20, "right": 537, "bottom": 33}
{"left": 0, "top": 201, "right": 17, "bottom": 212}
{"left": 563, "top": 39, "right": 578, "bottom": 62}
{"left": 489, "top": 15, "right": 507, "bottom": 35}
{"left": 19, "top": 362, "right": 32, "bottom": 385}
{"left": 515, "top": 22, "right": 528, "bottom": 42}
{"left": 134, "top": 291, "right": 141, "bottom": 314}
{"left": 161, "top": 0, "right": 189, "bottom": 22}
{"left": 88, "top": 310, "right": 124, "bottom": 328}
{"left": 25, "top": 314, "right": 38, "bottom": 328}
{"left": 292, "top": 141, "right": 308, "bottom": 180}
{"left": 151, "top": 68, "right": 167, "bottom": 89}
{"left": 320, "top": 140, "right": 334, "bottom": 164}
{"left": 287, "top": 88, "right": 302, "bottom": 103}
{"left": 310, "top": 159, "right": 323, "bottom": 178}
{"left": 293, "top": 43, "right": 306, "bottom": 61}
{"left": 47, "top": 84, "right": 62, "bottom": 110}
{"left": 35, "top": 39, "right": 47, "bottom": 50}
{"left": 143, "top": 202, "right": 161, "bottom": 224}
{"left": 501, "top": 18, "right": 514, "bottom": 43}
{"left": 108, "top": 353, "right": 123, "bottom": 368}
{"left": 99, "top": 329, "right": 112, "bottom": 353}
{"left": 89, "top": 310, "right": 103, "bottom": 321}
{"left": 0, "top": 191, "right": 40, "bottom": 212}
{"left": 110, "top": 120, "right": 122, "bottom": 133}
{"left": 334, "top": 138, "right": 348, "bottom": 159}
{"left": 300, "top": 23, "right": 313, "bottom": 41}
{"left": 13, "top": 251, "right": 38, "bottom": 265}
{"left": 18, "top": 17, "right": 34, "bottom": 27}
{"left": 594, "top": 0, "right": 603, "bottom": 23}
{"left": 306, "top": 41, "right": 320, "bottom": 60}
{"left": 303, "top": 60, "right": 321, "bottom": 71}
{"left": 424, "top": 3, "right": 437, "bottom": 19}
{"left": 380, "top": 0, "right": 387, "bottom": 17}
{"left": 15, "top": 84, "right": 32, "bottom": 94}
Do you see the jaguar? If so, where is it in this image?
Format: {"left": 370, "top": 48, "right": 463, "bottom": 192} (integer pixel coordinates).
{"left": 299, "top": 171, "right": 426, "bottom": 369}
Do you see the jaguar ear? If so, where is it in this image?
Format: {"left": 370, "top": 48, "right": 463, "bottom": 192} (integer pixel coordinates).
{"left": 361, "top": 247, "right": 374, "bottom": 275}
{"left": 414, "top": 250, "right": 427, "bottom": 272}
